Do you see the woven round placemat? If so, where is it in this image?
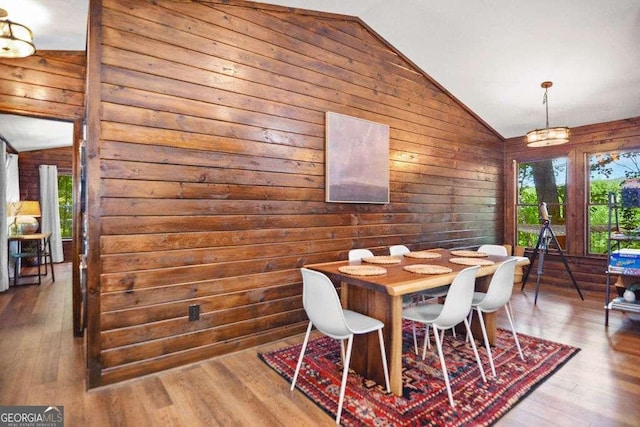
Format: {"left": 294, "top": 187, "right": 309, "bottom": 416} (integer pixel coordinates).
{"left": 450, "top": 250, "right": 488, "bottom": 258}
{"left": 361, "top": 256, "right": 402, "bottom": 265}
{"left": 338, "top": 265, "right": 387, "bottom": 276}
{"left": 403, "top": 264, "right": 453, "bottom": 275}
{"left": 449, "top": 257, "right": 495, "bottom": 266}
{"left": 404, "top": 251, "right": 442, "bottom": 259}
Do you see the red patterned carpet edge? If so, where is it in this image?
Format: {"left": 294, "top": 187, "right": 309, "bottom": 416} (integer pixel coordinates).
{"left": 259, "top": 320, "right": 580, "bottom": 426}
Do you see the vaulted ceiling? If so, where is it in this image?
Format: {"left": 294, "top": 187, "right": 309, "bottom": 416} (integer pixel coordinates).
{"left": 2, "top": 0, "right": 639, "bottom": 151}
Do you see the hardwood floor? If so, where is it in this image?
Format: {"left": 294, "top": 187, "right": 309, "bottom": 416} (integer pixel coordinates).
{"left": 1, "top": 263, "right": 639, "bottom": 426}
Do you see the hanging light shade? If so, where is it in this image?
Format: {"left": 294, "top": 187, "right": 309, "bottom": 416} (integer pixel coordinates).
{"left": 525, "top": 81, "right": 569, "bottom": 147}
{"left": 0, "top": 8, "right": 35, "bottom": 59}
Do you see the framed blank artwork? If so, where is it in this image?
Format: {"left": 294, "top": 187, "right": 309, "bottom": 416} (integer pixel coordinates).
{"left": 325, "top": 112, "right": 390, "bottom": 203}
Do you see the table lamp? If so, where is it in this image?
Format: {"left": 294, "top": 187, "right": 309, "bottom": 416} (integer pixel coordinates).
{"left": 7, "top": 200, "right": 41, "bottom": 234}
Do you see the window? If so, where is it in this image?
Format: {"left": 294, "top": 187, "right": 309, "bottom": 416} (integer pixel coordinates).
{"left": 58, "top": 174, "right": 73, "bottom": 238}
{"left": 517, "top": 158, "right": 567, "bottom": 249}
{"left": 588, "top": 151, "right": 640, "bottom": 254}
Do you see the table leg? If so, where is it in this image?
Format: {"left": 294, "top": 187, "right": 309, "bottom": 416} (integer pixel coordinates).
{"left": 469, "top": 311, "right": 496, "bottom": 344}
{"left": 342, "top": 282, "right": 404, "bottom": 395}
{"left": 36, "top": 239, "right": 42, "bottom": 285}
{"left": 46, "top": 237, "right": 55, "bottom": 282}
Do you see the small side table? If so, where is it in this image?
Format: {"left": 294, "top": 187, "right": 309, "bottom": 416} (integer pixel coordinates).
{"left": 8, "top": 232, "right": 55, "bottom": 286}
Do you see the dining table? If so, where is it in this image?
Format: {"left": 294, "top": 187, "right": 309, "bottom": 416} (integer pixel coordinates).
{"left": 304, "top": 248, "right": 529, "bottom": 395}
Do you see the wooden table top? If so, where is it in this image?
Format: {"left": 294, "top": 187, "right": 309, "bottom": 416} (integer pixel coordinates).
{"left": 304, "top": 248, "right": 529, "bottom": 297}
{"left": 8, "top": 232, "right": 51, "bottom": 241}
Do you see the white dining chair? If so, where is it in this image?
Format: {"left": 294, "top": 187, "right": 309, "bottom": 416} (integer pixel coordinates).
{"left": 477, "top": 244, "right": 508, "bottom": 256}
{"left": 389, "top": 244, "right": 410, "bottom": 257}
{"left": 348, "top": 248, "right": 374, "bottom": 261}
{"left": 402, "top": 265, "right": 486, "bottom": 408}
{"left": 478, "top": 243, "right": 527, "bottom": 285}
{"left": 390, "top": 245, "right": 451, "bottom": 352}
{"left": 468, "top": 258, "right": 524, "bottom": 377}
{"left": 291, "top": 268, "right": 391, "bottom": 424}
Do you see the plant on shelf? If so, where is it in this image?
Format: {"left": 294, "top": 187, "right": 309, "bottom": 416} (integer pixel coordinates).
{"left": 8, "top": 201, "right": 20, "bottom": 236}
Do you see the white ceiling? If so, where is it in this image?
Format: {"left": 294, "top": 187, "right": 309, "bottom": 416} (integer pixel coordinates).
{"left": 2, "top": 0, "right": 639, "bottom": 151}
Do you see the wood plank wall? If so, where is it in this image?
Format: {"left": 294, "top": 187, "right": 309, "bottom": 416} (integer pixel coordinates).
{"left": 504, "top": 117, "right": 640, "bottom": 293}
{"left": 0, "top": 51, "right": 86, "bottom": 120}
{"left": 87, "top": 0, "right": 505, "bottom": 386}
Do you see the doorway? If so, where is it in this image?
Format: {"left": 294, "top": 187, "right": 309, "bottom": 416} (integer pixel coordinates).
{"left": 0, "top": 112, "right": 86, "bottom": 335}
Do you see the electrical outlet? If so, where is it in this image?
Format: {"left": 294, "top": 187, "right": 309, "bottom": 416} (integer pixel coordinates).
{"left": 188, "top": 304, "right": 200, "bottom": 321}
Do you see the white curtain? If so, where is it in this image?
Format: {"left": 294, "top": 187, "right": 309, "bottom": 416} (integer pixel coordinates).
{"left": 39, "top": 165, "right": 64, "bottom": 263}
{"left": 4, "top": 152, "right": 19, "bottom": 288}
{"left": 1, "top": 144, "right": 8, "bottom": 291}
{"left": 6, "top": 153, "right": 19, "bottom": 202}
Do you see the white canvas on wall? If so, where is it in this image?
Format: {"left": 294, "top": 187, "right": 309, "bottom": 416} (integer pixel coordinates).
{"left": 325, "top": 112, "right": 389, "bottom": 204}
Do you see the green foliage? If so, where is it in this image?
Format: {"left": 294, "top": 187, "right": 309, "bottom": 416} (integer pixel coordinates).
{"left": 58, "top": 175, "right": 73, "bottom": 238}
{"left": 589, "top": 152, "right": 640, "bottom": 253}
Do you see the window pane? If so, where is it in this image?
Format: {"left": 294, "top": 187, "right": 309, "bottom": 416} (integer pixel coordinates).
{"left": 58, "top": 175, "right": 73, "bottom": 238}
{"left": 517, "top": 158, "right": 567, "bottom": 249}
{"left": 588, "top": 151, "right": 640, "bottom": 254}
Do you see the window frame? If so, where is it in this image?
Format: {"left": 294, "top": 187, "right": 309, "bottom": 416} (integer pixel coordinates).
{"left": 515, "top": 157, "right": 568, "bottom": 250}
{"left": 587, "top": 150, "right": 640, "bottom": 255}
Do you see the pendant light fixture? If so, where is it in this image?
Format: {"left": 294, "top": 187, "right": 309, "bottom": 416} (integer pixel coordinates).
{"left": 525, "top": 81, "right": 569, "bottom": 147}
{"left": 0, "top": 8, "right": 35, "bottom": 59}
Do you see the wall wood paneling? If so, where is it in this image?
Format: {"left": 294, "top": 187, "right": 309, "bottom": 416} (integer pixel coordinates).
{"left": 0, "top": 51, "right": 85, "bottom": 120}
{"left": 86, "top": 0, "right": 505, "bottom": 386}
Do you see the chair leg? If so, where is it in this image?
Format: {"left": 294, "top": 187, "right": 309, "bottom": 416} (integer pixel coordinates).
{"left": 376, "top": 329, "right": 391, "bottom": 393}
{"left": 463, "top": 317, "right": 487, "bottom": 383}
{"left": 432, "top": 327, "right": 455, "bottom": 408}
{"left": 412, "top": 322, "right": 419, "bottom": 355}
{"left": 336, "top": 335, "right": 354, "bottom": 424}
{"left": 505, "top": 302, "right": 525, "bottom": 361}
{"left": 422, "top": 324, "right": 428, "bottom": 360}
{"left": 476, "top": 309, "right": 496, "bottom": 378}
{"left": 290, "top": 321, "right": 313, "bottom": 391}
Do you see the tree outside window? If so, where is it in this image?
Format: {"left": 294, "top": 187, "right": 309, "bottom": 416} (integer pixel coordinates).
{"left": 588, "top": 151, "right": 640, "bottom": 254}
{"left": 58, "top": 174, "right": 73, "bottom": 238}
{"left": 517, "top": 158, "right": 567, "bottom": 249}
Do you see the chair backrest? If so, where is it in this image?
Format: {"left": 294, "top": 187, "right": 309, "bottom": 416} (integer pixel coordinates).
{"left": 348, "top": 248, "right": 374, "bottom": 261}
{"left": 433, "top": 266, "right": 480, "bottom": 329}
{"left": 476, "top": 258, "right": 518, "bottom": 312}
{"left": 478, "top": 244, "right": 508, "bottom": 256}
{"left": 300, "top": 268, "right": 352, "bottom": 339}
{"left": 389, "top": 245, "right": 410, "bottom": 256}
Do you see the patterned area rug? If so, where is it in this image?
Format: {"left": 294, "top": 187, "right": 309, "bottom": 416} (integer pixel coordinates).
{"left": 259, "top": 321, "right": 579, "bottom": 426}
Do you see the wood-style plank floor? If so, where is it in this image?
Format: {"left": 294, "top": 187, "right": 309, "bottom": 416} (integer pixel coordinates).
{"left": 1, "top": 263, "right": 639, "bottom": 426}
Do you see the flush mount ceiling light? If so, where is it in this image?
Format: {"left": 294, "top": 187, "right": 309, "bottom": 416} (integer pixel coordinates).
{"left": 525, "top": 81, "right": 569, "bottom": 147}
{"left": 0, "top": 8, "right": 35, "bottom": 58}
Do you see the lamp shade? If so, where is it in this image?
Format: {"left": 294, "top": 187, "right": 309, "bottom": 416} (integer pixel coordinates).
{"left": 0, "top": 20, "right": 35, "bottom": 58}
{"left": 0, "top": 8, "right": 35, "bottom": 59}
{"left": 8, "top": 200, "right": 41, "bottom": 217}
{"left": 526, "top": 126, "right": 570, "bottom": 147}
